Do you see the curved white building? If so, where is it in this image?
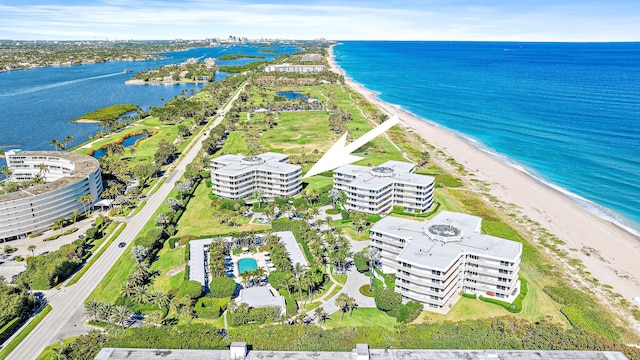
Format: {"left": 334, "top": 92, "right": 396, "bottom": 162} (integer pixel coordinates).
{"left": 0, "top": 150, "right": 103, "bottom": 242}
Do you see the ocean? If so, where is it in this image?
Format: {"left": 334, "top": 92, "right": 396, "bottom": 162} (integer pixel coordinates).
{"left": 0, "top": 44, "right": 296, "bottom": 154}
{"left": 333, "top": 41, "right": 640, "bottom": 234}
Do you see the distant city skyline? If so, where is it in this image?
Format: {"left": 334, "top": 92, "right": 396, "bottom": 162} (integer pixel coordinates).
{"left": 0, "top": 0, "right": 638, "bottom": 41}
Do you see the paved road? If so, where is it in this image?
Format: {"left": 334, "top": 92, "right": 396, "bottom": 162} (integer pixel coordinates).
{"left": 7, "top": 83, "right": 246, "bottom": 360}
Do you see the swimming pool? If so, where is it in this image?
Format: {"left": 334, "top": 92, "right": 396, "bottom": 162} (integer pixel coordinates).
{"left": 238, "top": 258, "right": 258, "bottom": 274}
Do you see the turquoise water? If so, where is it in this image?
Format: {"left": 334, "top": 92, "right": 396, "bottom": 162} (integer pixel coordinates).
{"left": 238, "top": 258, "right": 258, "bottom": 274}
{"left": 334, "top": 41, "right": 640, "bottom": 234}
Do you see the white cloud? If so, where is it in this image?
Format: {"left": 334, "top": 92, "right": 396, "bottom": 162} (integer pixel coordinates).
{"left": 0, "top": 0, "right": 637, "bottom": 41}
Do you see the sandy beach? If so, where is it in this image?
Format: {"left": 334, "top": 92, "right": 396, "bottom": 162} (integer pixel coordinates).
{"left": 326, "top": 45, "right": 640, "bottom": 306}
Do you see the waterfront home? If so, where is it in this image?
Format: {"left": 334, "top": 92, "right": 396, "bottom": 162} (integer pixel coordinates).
{"left": 370, "top": 211, "right": 522, "bottom": 312}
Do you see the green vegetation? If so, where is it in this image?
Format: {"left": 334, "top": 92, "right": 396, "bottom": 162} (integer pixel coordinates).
{"left": 258, "top": 49, "right": 278, "bottom": 54}
{"left": 0, "top": 305, "right": 52, "bottom": 360}
{"left": 218, "top": 54, "right": 265, "bottom": 60}
{"left": 324, "top": 308, "right": 397, "bottom": 331}
{"left": 74, "top": 104, "right": 139, "bottom": 122}
{"left": 219, "top": 61, "right": 267, "bottom": 73}
{"left": 66, "top": 222, "right": 125, "bottom": 286}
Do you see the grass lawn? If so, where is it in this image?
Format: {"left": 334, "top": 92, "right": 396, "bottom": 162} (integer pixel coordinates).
{"left": 323, "top": 307, "right": 397, "bottom": 331}
{"left": 0, "top": 305, "right": 52, "bottom": 360}
{"left": 260, "top": 111, "right": 337, "bottom": 153}
{"left": 433, "top": 188, "right": 466, "bottom": 213}
{"left": 417, "top": 274, "right": 567, "bottom": 326}
{"left": 217, "top": 132, "right": 249, "bottom": 155}
{"left": 191, "top": 315, "right": 225, "bottom": 328}
{"left": 175, "top": 181, "right": 269, "bottom": 237}
{"left": 148, "top": 242, "right": 186, "bottom": 292}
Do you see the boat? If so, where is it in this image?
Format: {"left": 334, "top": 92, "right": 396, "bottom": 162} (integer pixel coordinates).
{"left": 123, "top": 69, "right": 133, "bottom": 73}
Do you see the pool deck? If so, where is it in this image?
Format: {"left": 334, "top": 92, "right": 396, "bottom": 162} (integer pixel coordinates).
{"left": 231, "top": 251, "right": 270, "bottom": 279}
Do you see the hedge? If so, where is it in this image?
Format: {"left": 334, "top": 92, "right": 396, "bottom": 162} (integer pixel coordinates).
{"left": 390, "top": 202, "right": 441, "bottom": 218}
{"left": 0, "top": 317, "right": 21, "bottom": 344}
{"left": 462, "top": 293, "right": 477, "bottom": 299}
{"left": 479, "top": 278, "right": 528, "bottom": 313}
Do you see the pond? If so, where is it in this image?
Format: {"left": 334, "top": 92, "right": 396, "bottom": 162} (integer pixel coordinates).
{"left": 92, "top": 133, "right": 148, "bottom": 159}
{"left": 276, "top": 91, "right": 308, "bottom": 101}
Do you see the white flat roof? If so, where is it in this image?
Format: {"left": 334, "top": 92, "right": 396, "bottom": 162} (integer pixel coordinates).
{"left": 274, "top": 231, "right": 308, "bottom": 268}
{"left": 372, "top": 211, "right": 522, "bottom": 269}
{"left": 236, "top": 287, "right": 285, "bottom": 312}
{"left": 188, "top": 238, "right": 213, "bottom": 286}
{"left": 335, "top": 160, "right": 433, "bottom": 190}
{"left": 211, "top": 152, "right": 299, "bottom": 176}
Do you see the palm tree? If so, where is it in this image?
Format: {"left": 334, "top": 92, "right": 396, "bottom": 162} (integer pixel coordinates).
{"left": 253, "top": 267, "right": 266, "bottom": 286}
{"left": 120, "top": 281, "right": 137, "bottom": 298}
{"left": 155, "top": 213, "right": 170, "bottom": 228}
{"left": 130, "top": 285, "right": 149, "bottom": 304}
{"left": 37, "top": 163, "right": 49, "bottom": 182}
{"left": 346, "top": 296, "right": 357, "bottom": 317}
{"left": 78, "top": 194, "right": 94, "bottom": 215}
{"left": 62, "top": 135, "right": 74, "bottom": 149}
{"left": 365, "top": 247, "right": 381, "bottom": 291}
{"left": 53, "top": 217, "right": 66, "bottom": 234}
{"left": 27, "top": 245, "right": 36, "bottom": 257}
{"left": 98, "top": 302, "right": 114, "bottom": 322}
{"left": 335, "top": 293, "right": 349, "bottom": 321}
{"left": 0, "top": 165, "right": 12, "bottom": 181}
{"left": 315, "top": 306, "right": 327, "bottom": 325}
{"left": 293, "top": 263, "right": 306, "bottom": 300}
{"left": 166, "top": 197, "right": 182, "bottom": 214}
{"left": 50, "top": 139, "right": 62, "bottom": 151}
{"left": 110, "top": 305, "right": 132, "bottom": 329}
{"left": 84, "top": 300, "right": 102, "bottom": 322}
{"left": 148, "top": 291, "right": 170, "bottom": 309}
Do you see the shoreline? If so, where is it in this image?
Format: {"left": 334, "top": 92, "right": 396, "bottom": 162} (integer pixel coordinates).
{"left": 327, "top": 44, "right": 640, "bottom": 302}
{"left": 125, "top": 79, "right": 210, "bottom": 85}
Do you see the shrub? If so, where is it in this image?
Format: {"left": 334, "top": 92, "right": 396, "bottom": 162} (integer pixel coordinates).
{"left": 194, "top": 297, "right": 229, "bottom": 319}
{"left": 353, "top": 252, "right": 368, "bottom": 272}
{"left": 178, "top": 280, "right": 204, "bottom": 300}
{"left": 3, "top": 245, "right": 17, "bottom": 254}
{"left": 366, "top": 214, "right": 382, "bottom": 223}
{"left": 373, "top": 288, "right": 401, "bottom": 312}
{"left": 462, "top": 293, "right": 477, "bottom": 299}
{"left": 387, "top": 301, "right": 422, "bottom": 323}
{"left": 15, "top": 256, "right": 24, "bottom": 262}
{"left": 209, "top": 276, "right": 237, "bottom": 298}
{"left": 28, "top": 231, "right": 42, "bottom": 238}
{"left": 268, "top": 270, "right": 293, "bottom": 291}
{"left": 325, "top": 208, "right": 340, "bottom": 215}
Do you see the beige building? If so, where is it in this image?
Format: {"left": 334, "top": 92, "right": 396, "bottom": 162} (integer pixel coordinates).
{"left": 333, "top": 161, "right": 434, "bottom": 214}
{"left": 370, "top": 211, "right": 522, "bottom": 311}
{"left": 210, "top": 152, "right": 302, "bottom": 199}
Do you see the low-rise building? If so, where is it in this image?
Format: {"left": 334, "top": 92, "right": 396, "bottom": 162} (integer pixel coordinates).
{"left": 333, "top": 160, "right": 434, "bottom": 214}
{"left": 236, "top": 287, "right": 286, "bottom": 315}
{"left": 370, "top": 211, "right": 522, "bottom": 312}
{"left": 264, "top": 63, "right": 326, "bottom": 73}
{"left": 210, "top": 152, "right": 302, "bottom": 199}
{"left": 301, "top": 54, "right": 322, "bottom": 62}
{"left": 0, "top": 150, "right": 103, "bottom": 241}
{"left": 255, "top": 75, "right": 275, "bottom": 85}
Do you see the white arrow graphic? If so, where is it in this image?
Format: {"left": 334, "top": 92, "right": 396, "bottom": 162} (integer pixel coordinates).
{"left": 303, "top": 116, "right": 401, "bottom": 178}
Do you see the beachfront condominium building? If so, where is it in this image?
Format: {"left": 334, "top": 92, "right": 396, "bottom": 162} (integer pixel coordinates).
{"left": 264, "top": 64, "right": 327, "bottom": 73}
{"left": 0, "top": 150, "right": 103, "bottom": 241}
{"left": 210, "top": 152, "right": 302, "bottom": 199}
{"left": 301, "top": 54, "right": 323, "bottom": 62}
{"left": 333, "top": 160, "right": 434, "bottom": 214}
{"left": 370, "top": 211, "right": 522, "bottom": 311}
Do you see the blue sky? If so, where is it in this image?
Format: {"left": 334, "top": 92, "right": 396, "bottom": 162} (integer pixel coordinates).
{"left": 0, "top": 0, "right": 638, "bottom": 41}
